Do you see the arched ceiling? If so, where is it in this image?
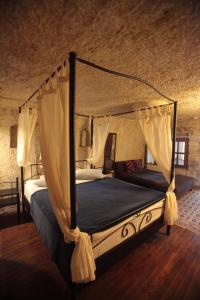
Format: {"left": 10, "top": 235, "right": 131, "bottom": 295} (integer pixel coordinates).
{"left": 0, "top": 0, "right": 200, "bottom": 120}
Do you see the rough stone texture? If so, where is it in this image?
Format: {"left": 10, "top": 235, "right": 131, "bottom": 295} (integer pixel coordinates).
{"left": 0, "top": 0, "right": 200, "bottom": 119}
{"left": 0, "top": 100, "right": 39, "bottom": 185}
{"left": 176, "top": 119, "right": 200, "bottom": 186}
{"left": 0, "top": 105, "right": 19, "bottom": 188}
{"left": 0, "top": 1, "right": 200, "bottom": 184}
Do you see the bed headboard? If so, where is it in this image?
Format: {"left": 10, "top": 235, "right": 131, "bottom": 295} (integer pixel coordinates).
{"left": 20, "top": 160, "right": 90, "bottom": 205}
{"left": 23, "top": 163, "right": 43, "bottom": 183}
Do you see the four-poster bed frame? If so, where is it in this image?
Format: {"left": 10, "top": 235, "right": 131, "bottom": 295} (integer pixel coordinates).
{"left": 18, "top": 51, "right": 177, "bottom": 287}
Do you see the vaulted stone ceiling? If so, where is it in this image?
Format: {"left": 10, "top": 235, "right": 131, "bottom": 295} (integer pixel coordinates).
{"left": 0, "top": 0, "right": 200, "bottom": 120}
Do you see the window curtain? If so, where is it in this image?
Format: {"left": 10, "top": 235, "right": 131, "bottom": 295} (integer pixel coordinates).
{"left": 88, "top": 116, "right": 111, "bottom": 166}
{"left": 17, "top": 107, "right": 37, "bottom": 166}
{"left": 38, "top": 74, "right": 95, "bottom": 283}
{"left": 137, "top": 106, "right": 178, "bottom": 225}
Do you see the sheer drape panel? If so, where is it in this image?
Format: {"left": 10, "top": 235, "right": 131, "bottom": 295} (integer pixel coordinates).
{"left": 38, "top": 76, "right": 96, "bottom": 283}
{"left": 17, "top": 108, "right": 37, "bottom": 166}
{"left": 88, "top": 116, "right": 111, "bottom": 166}
{"left": 138, "top": 106, "right": 178, "bottom": 225}
{"left": 165, "top": 178, "right": 178, "bottom": 225}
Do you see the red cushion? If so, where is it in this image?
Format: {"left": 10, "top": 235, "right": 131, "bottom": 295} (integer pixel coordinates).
{"left": 125, "top": 159, "right": 142, "bottom": 172}
{"left": 132, "top": 159, "right": 142, "bottom": 170}
{"left": 125, "top": 160, "right": 135, "bottom": 172}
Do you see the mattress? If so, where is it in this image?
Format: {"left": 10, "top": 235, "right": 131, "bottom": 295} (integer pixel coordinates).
{"left": 30, "top": 178, "right": 165, "bottom": 234}
{"left": 76, "top": 178, "right": 165, "bottom": 233}
{"left": 29, "top": 177, "right": 165, "bottom": 278}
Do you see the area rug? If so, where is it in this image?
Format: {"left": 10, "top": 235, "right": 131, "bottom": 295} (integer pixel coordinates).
{"left": 176, "top": 190, "right": 200, "bottom": 235}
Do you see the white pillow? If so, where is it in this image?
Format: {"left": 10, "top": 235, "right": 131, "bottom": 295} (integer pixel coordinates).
{"left": 31, "top": 177, "right": 47, "bottom": 187}
{"left": 76, "top": 168, "right": 105, "bottom": 180}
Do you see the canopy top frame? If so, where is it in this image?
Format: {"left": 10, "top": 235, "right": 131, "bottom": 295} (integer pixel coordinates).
{"left": 18, "top": 52, "right": 177, "bottom": 236}
{"left": 18, "top": 52, "right": 177, "bottom": 115}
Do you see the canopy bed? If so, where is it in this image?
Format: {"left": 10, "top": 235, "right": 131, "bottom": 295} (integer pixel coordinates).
{"left": 17, "top": 52, "right": 178, "bottom": 288}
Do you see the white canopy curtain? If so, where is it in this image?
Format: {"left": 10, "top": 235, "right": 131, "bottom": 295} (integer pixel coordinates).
{"left": 88, "top": 116, "right": 111, "bottom": 166}
{"left": 17, "top": 107, "right": 37, "bottom": 167}
{"left": 37, "top": 72, "right": 95, "bottom": 283}
{"left": 137, "top": 105, "right": 178, "bottom": 225}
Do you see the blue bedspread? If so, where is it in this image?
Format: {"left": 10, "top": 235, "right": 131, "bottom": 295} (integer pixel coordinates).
{"left": 76, "top": 178, "right": 165, "bottom": 233}
{"left": 30, "top": 177, "right": 165, "bottom": 279}
{"left": 31, "top": 177, "right": 165, "bottom": 235}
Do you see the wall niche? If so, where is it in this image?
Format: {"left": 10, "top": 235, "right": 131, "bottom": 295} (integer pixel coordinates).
{"left": 10, "top": 124, "right": 18, "bottom": 148}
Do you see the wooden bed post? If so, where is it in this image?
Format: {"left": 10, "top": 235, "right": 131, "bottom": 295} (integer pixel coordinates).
{"left": 167, "top": 101, "right": 177, "bottom": 235}
{"left": 69, "top": 51, "right": 77, "bottom": 230}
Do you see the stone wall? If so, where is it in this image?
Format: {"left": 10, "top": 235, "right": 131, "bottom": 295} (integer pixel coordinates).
{"left": 176, "top": 119, "right": 200, "bottom": 187}
{"left": 0, "top": 112, "right": 143, "bottom": 177}
{"left": 110, "top": 117, "right": 145, "bottom": 163}
{"left": 81, "top": 116, "right": 145, "bottom": 169}
{"left": 2, "top": 108, "right": 198, "bottom": 190}
{"left": 0, "top": 100, "right": 41, "bottom": 188}
{"left": 147, "top": 119, "right": 200, "bottom": 187}
{"left": 0, "top": 106, "right": 19, "bottom": 188}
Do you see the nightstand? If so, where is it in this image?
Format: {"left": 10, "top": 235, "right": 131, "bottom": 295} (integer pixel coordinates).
{"left": 0, "top": 177, "right": 20, "bottom": 223}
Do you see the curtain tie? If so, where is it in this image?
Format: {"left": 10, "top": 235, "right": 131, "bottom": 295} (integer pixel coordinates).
{"left": 164, "top": 181, "right": 178, "bottom": 226}
{"left": 70, "top": 228, "right": 96, "bottom": 283}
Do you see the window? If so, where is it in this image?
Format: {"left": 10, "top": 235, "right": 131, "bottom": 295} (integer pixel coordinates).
{"left": 145, "top": 138, "right": 189, "bottom": 168}
{"left": 145, "top": 145, "right": 156, "bottom": 165}
{"left": 175, "top": 138, "right": 188, "bottom": 168}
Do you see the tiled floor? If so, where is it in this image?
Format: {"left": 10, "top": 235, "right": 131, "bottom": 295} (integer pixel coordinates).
{"left": 176, "top": 190, "right": 200, "bottom": 235}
